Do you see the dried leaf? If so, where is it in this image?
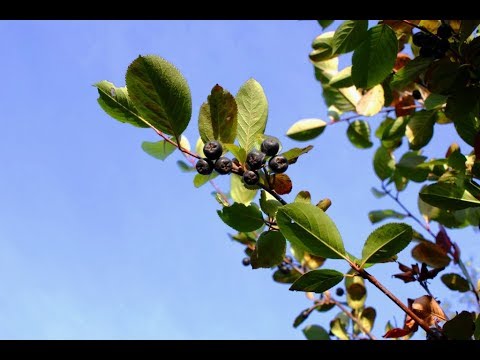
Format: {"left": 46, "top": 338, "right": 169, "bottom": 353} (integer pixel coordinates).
{"left": 270, "top": 173, "right": 293, "bottom": 195}
{"left": 410, "top": 295, "right": 447, "bottom": 326}
{"left": 395, "top": 95, "right": 416, "bottom": 117}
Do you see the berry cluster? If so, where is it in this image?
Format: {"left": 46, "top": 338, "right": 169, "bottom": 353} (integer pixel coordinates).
{"left": 412, "top": 24, "right": 452, "bottom": 59}
{"left": 195, "top": 138, "right": 289, "bottom": 187}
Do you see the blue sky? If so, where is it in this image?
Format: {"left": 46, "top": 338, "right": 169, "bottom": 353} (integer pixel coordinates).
{"left": 0, "top": 20, "right": 478, "bottom": 340}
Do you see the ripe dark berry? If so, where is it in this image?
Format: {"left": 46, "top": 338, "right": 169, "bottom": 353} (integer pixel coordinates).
{"left": 419, "top": 46, "right": 434, "bottom": 58}
{"left": 426, "top": 328, "right": 446, "bottom": 340}
{"left": 246, "top": 149, "right": 266, "bottom": 170}
{"left": 279, "top": 265, "right": 291, "bottom": 275}
{"left": 412, "top": 90, "right": 422, "bottom": 100}
{"left": 242, "top": 257, "right": 251, "bottom": 266}
{"left": 269, "top": 155, "right": 289, "bottom": 174}
{"left": 203, "top": 140, "right": 223, "bottom": 160}
{"left": 243, "top": 170, "right": 259, "bottom": 185}
{"left": 335, "top": 288, "right": 345, "bottom": 297}
{"left": 214, "top": 156, "right": 232, "bottom": 175}
{"left": 412, "top": 32, "right": 430, "bottom": 47}
{"left": 261, "top": 138, "right": 280, "bottom": 156}
{"left": 196, "top": 158, "right": 214, "bottom": 175}
{"left": 437, "top": 24, "right": 452, "bottom": 39}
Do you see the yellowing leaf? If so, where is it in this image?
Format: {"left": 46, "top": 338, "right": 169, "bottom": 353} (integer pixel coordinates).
{"left": 356, "top": 85, "right": 385, "bottom": 116}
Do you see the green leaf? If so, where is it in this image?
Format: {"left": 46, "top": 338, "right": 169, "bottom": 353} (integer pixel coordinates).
{"left": 381, "top": 116, "right": 409, "bottom": 141}
{"left": 259, "top": 190, "right": 282, "bottom": 217}
{"left": 346, "top": 120, "right": 373, "bottom": 149}
{"left": 198, "top": 84, "right": 238, "bottom": 144}
{"left": 360, "top": 223, "right": 412, "bottom": 266}
{"left": 217, "top": 203, "right": 264, "bottom": 232}
{"left": 424, "top": 93, "right": 447, "bottom": 110}
{"left": 411, "top": 242, "right": 451, "bottom": 268}
{"left": 293, "top": 309, "right": 309, "bottom": 328}
{"left": 272, "top": 267, "right": 302, "bottom": 284}
{"left": 459, "top": 20, "right": 480, "bottom": 42}
{"left": 345, "top": 272, "right": 366, "bottom": 310}
{"left": 368, "top": 210, "right": 406, "bottom": 224}
{"left": 445, "top": 87, "right": 480, "bottom": 146}
{"left": 193, "top": 172, "right": 219, "bottom": 188}
{"left": 371, "top": 187, "right": 387, "bottom": 198}
{"left": 419, "top": 182, "right": 480, "bottom": 210}
{"left": 317, "top": 20, "right": 334, "bottom": 30}
{"left": 230, "top": 173, "right": 257, "bottom": 205}
{"left": 355, "top": 85, "right": 385, "bottom": 116}
{"left": 94, "top": 80, "right": 149, "bottom": 128}
{"left": 443, "top": 311, "right": 475, "bottom": 340}
{"left": 390, "top": 57, "right": 433, "bottom": 90}
{"left": 281, "top": 145, "right": 314, "bottom": 164}
{"left": 329, "top": 66, "right": 353, "bottom": 88}
{"left": 141, "top": 140, "right": 176, "bottom": 160}
{"left": 448, "top": 151, "right": 467, "bottom": 172}
{"left": 251, "top": 231, "right": 286, "bottom": 269}
{"left": 352, "top": 25, "right": 398, "bottom": 89}
{"left": 125, "top": 55, "right": 192, "bottom": 138}
{"left": 330, "top": 314, "right": 349, "bottom": 340}
{"left": 441, "top": 273, "right": 470, "bottom": 293}
{"left": 406, "top": 110, "right": 437, "bottom": 150}
{"left": 294, "top": 191, "right": 311, "bottom": 204}
{"left": 332, "top": 20, "right": 368, "bottom": 54}
{"left": 223, "top": 144, "right": 246, "bottom": 164}
{"left": 276, "top": 203, "right": 347, "bottom": 260}
{"left": 310, "top": 32, "right": 336, "bottom": 63}
{"left": 236, "top": 78, "right": 268, "bottom": 152}
{"left": 396, "top": 152, "right": 429, "bottom": 182}
{"left": 289, "top": 269, "right": 344, "bottom": 293}
{"left": 359, "top": 307, "right": 376, "bottom": 333}
{"left": 286, "top": 119, "right": 327, "bottom": 141}
{"left": 303, "top": 325, "right": 330, "bottom": 340}
{"left": 373, "top": 146, "right": 395, "bottom": 180}
{"left": 176, "top": 160, "right": 195, "bottom": 172}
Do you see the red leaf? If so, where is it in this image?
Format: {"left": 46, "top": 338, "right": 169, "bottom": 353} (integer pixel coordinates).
{"left": 436, "top": 226, "right": 453, "bottom": 254}
{"left": 383, "top": 327, "right": 413, "bottom": 338}
{"left": 394, "top": 53, "right": 411, "bottom": 71}
{"left": 395, "top": 95, "right": 416, "bottom": 117}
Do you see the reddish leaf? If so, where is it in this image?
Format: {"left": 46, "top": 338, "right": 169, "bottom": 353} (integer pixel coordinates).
{"left": 393, "top": 272, "right": 416, "bottom": 283}
{"left": 394, "top": 53, "right": 411, "bottom": 71}
{"left": 436, "top": 226, "right": 453, "bottom": 254}
{"left": 395, "top": 95, "right": 416, "bottom": 117}
{"left": 270, "top": 173, "right": 292, "bottom": 195}
{"left": 398, "top": 262, "right": 413, "bottom": 273}
{"left": 383, "top": 327, "right": 413, "bottom": 338}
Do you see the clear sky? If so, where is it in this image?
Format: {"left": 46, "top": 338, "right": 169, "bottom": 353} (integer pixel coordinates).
{"left": 0, "top": 20, "right": 478, "bottom": 340}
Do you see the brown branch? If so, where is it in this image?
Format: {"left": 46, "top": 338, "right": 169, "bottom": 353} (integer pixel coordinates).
{"left": 151, "top": 127, "right": 202, "bottom": 160}
{"left": 330, "top": 298, "right": 377, "bottom": 340}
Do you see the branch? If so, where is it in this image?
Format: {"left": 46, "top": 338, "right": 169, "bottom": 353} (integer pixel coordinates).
{"left": 152, "top": 127, "right": 202, "bottom": 160}
{"left": 332, "top": 105, "right": 422, "bottom": 125}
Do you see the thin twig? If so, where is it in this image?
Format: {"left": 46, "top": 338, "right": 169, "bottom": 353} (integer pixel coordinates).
{"left": 330, "top": 298, "right": 377, "bottom": 340}
{"left": 151, "top": 127, "right": 202, "bottom": 160}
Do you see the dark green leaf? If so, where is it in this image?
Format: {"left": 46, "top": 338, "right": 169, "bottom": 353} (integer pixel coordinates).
{"left": 406, "top": 110, "right": 437, "bottom": 150}
{"left": 459, "top": 20, "right": 480, "bottom": 42}
{"left": 443, "top": 311, "right": 475, "bottom": 340}
{"left": 293, "top": 309, "right": 309, "bottom": 328}
{"left": 272, "top": 267, "right": 302, "bottom": 284}
{"left": 360, "top": 223, "right": 412, "bottom": 266}
{"left": 303, "top": 325, "right": 330, "bottom": 340}
{"left": 94, "top": 80, "right": 149, "bottom": 128}
{"left": 373, "top": 146, "right": 395, "bottom": 180}
{"left": 381, "top": 116, "right": 409, "bottom": 141}
{"left": 125, "top": 55, "right": 192, "bottom": 138}
{"left": 441, "top": 273, "right": 470, "bottom": 293}
{"left": 236, "top": 78, "right": 268, "bottom": 152}
{"left": 396, "top": 152, "right": 429, "bottom": 182}
{"left": 347, "top": 120, "right": 373, "bottom": 149}
{"left": 448, "top": 151, "right": 467, "bottom": 172}
{"left": 419, "top": 182, "right": 480, "bottom": 210}
{"left": 289, "top": 269, "right": 344, "bottom": 293}
{"left": 424, "top": 93, "right": 447, "bottom": 110}
{"left": 281, "top": 145, "right": 314, "bottom": 164}
{"left": 368, "top": 210, "right": 406, "bottom": 224}
{"left": 259, "top": 190, "right": 282, "bottom": 217}
{"left": 141, "top": 140, "right": 176, "bottom": 160}
{"left": 277, "top": 203, "right": 346, "bottom": 260}
{"left": 251, "top": 231, "right": 286, "bottom": 269}
{"left": 217, "top": 203, "right": 264, "bottom": 232}
{"left": 286, "top": 119, "right": 327, "bottom": 141}
{"left": 375, "top": 117, "right": 395, "bottom": 139}
{"left": 329, "top": 66, "right": 353, "bottom": 88}
{"left": 198, "top": 84, "right": 238, "bottom": 144}
{"left": 411, "top": 242, "right": 451, "bottom": 268}
{"left": 332, "top": 20, "right": 368, "bottom": 54}
{"left": 390, "top": 57, "right": 433, "bottom": 90}
{"left": 317, "top": 20, "right": 334, "bottom": 30}
{"left": 193, "top": 172, "right": 219, "bottom": 188}
{"left": 352, "top": 25, "right": 398, "bottom": 89}
{"left": 445, "top": 87, "right": 480, "bottom": 146}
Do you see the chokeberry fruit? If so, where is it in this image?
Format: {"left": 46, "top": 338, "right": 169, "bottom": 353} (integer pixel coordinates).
{"left": 196, "top": 158, "right": 214, "bottom": 175}
{"left": 412, "top": 90, "right": 422, "bottom": 100}
{"left": 261, "top": 138, "right": 280, "bottom": 156}
{"left": 269, "top": 155, "right": 289, "bottom": 174}
{"left": 335, "top": 288, "right": 345, "bottom": 297}
{"left": 412, "top": 32, "right": 430, "bottom": 47}
{"left": 214, "top": 156, "right": 233, "bottom": 175}
{"left": 246, "top": 149, "right": 266, "bottom": 170}
{"left": 279, "top": 265, "right": 291, "bottom": 275}
{"left": 242, "top": 257, "right": 251, "bottom": 266}
{"left": 203, "top": 140, "right": 223, "bottom": 160}
{"left": 437, "top": 24, "right": 452, "bottom": 39}
{"left": 243, "top": 170, "right": 259, "bottom": 185}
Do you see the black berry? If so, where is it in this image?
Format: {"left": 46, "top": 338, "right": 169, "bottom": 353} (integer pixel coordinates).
{"left": 203, "top": 140, "right": 223, "bottom": 160}
{"left": 242, "top": 257, "right": 251, "bottom": 266}
{"left": 412, "top": 90, "right": 422, "bottom": 100}
{"left": 335, "top": 288, "right": 345, "bottom": 297}
{"left": 437, "top": 24, "right": 452, "bottom": 39}
{"left": 214, "top": 156, "right": 232, "bottom": 175}
{"left": 261, "top": 138, "right": 280, "bottom": 156}
{"left": 269, "top": 155, "right": 289, "bottom": 174}
{"left": 246, "top": 149, "right": 266, "bottom": 170}
{"left": 196, "top": 158, "right": 213, "bottom": 175}
{"left": 279, "top": 265, "right": 291, "bottom": 275}
{"left": 412, "top": 32, "right": 430, "bottom": 47}
{"left": 243, "top": 170, "right": 259, "bottom": 185}
{"left": 419, "top": 46, "right": 434, "bottom": 58}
